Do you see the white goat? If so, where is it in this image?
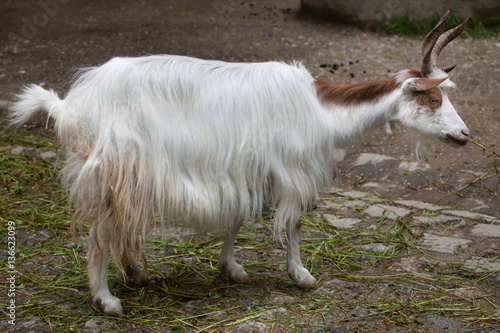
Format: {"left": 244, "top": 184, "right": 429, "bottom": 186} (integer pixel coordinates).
{"left": 9, "top": 11, "right": 470, "bottom": 316}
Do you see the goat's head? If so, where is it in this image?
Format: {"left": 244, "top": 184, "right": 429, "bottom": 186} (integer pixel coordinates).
{"left": 397, "top": 11, "right": 471, "bottom": 148}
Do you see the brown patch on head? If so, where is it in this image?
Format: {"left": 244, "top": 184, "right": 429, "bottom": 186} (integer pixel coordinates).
{"left": 401, "top": 69, "right": 423, "bottom": 79}
{"left": 314, "top": 70, "right": 422, "bottom": 106}
{"left": 414, "top": 87, "right": 443, "bottom": 112}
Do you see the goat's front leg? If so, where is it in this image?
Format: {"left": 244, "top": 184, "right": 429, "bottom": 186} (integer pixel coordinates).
{"left": 87, "top": 221, "right": 123, "bottom": 316}
{"left": 219, "top": 220, "right": 249, "bottom": 283}
{"left": 286, "top": 220, "right": 317, "bottom": 289}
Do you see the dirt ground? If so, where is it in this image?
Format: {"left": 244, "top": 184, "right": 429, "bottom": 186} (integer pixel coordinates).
{"left": 1, "top": 1, "right": 500, "bottom": 332}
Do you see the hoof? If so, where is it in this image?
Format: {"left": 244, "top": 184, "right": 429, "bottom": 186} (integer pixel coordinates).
{"left": 289, "top": 267, "right": 317, "bottom": 289}
{"left": 127, "top": 271, "right": 149, "bottom": 287}
{"left": 94, "top": 295, "right": 123, "bottom": 316}
{"left": 296, "top": 275, "right": 317, "bottom": 289}
{"left": 228, "top": 268, "right": 249, "bottom": 284}
{"left": 220, "top": 262, "right": 249, "bottom": 284}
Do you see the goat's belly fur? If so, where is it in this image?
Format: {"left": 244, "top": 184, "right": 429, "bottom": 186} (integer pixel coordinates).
{"left": 48, "top": 56, "right": 335, "bottom": 240}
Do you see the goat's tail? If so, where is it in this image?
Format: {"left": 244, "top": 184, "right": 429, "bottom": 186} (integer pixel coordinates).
{"left": 8, "top": 84, "right": 63, "bottom": 128}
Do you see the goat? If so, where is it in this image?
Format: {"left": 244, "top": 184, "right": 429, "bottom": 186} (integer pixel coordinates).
{"left": 8, "top": 11, "right": 470, "bottom": 316}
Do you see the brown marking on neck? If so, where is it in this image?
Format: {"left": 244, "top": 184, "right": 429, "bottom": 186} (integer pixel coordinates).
{"left": 315, "top": 70, "right": 422, "bottom": 106}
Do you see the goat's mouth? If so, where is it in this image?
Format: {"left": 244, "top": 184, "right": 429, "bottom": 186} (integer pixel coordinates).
{"left": 443, "top": 134, "right": 469, "bottom": 147}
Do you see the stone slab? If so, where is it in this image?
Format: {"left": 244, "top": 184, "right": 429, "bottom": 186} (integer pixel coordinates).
{"left": 359, "top": 181, "right": 407, "bottom": 198}
{"left": 232, "top": 320, "right": 269, "bottom": 333}
{"left": 324, "top": 215, "right": 362, "bottom": 229}
{"left": 394, "top": 200, "right": 443, "bottom": 212}
{"left": 334, "top": 190, "right": 371, "bottom": 199}
{"left": 259, "top": 308, "right": 288, "bottom": 320}
{"left": 412, "top": 215, "right": 462, "bottom": 226}
{"left": 463, "top": 256, "right": 500, "bottom": 273}
{"left": 471, "top": 223, "right": 500, "bottom": 238}
{"left": 364, "top": 204, "right": 411, "bottom": 220}
{"left": 353, "top": 153, "right": 396, "bottom": 167}
{"left": 40, "top": 151, "right": 58, "bottom": 160}
{"left": 397, "top": 161, "right": 430, "bottom": 173}
{"left": 11, "top": 146, "right": 36, "bottom": 155}
{"left": 388, "top": 258, "right": 432, "bottom": 278}
{"left": 317, "top": 200, "right": 343, "bottom": 209}
{"left": 442, "top": 210, "right": 500, "bottom": 224}
{"left": 364, "top": 205, "right": 385, "bottom": 218}
{"left": 342, "top": 200, "right": 366, "bottom": 209}
{"left": 418, "top": 233, "right": 472, "bottom": 254}
{"left": 350, "top": 153, "right": 399, "bottom": 180}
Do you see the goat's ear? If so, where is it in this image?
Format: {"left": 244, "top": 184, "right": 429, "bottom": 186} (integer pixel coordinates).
{"left": 403, "top": 77, "right": 448, "bottom": 92}
{"left": 443, "top": 64, "right": 457, "bottom": 73}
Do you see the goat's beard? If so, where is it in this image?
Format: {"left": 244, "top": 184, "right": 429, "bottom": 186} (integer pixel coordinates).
{"left": 415, "top": 136, "right": 433, "bottom": 161}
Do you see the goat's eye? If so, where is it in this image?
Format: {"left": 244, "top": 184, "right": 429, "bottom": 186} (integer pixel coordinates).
{"left": 429, "top": 99, "right": 438, "bottom": 104}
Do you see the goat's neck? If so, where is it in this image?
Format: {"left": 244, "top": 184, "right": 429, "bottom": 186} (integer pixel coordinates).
{"left": 315, "top": 78, "right": 402, "bottom": 143}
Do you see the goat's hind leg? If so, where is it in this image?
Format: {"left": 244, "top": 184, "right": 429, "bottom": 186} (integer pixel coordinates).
{"left": 87, "top": 220, "right": 123, "bottom": 316}
{"left": 287, "top": 220, "right": 317, "bottom": 289}
{"left": 219, "top": 220, "right": 249, "bottom": 283}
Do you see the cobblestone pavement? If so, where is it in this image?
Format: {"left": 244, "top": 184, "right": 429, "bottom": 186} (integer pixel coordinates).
{"left": 337, "top": 150, "right": 500, "bottom": 217}
{"left": 327, "top": 149, "right": 500, "bottom": 278}
{"left": 320, "top": 187, "right": 499, "bottom": 264}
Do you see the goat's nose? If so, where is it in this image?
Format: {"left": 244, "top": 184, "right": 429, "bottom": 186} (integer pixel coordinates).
{"left": 462, "top": 128, "right": 470, "bottom": 138}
